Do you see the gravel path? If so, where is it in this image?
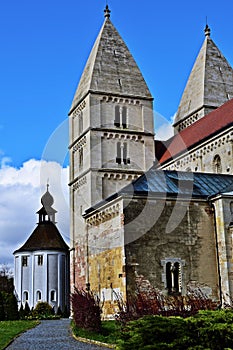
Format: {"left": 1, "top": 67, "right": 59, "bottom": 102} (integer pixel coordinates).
{"left": 5, "top": 319, "right": 110, "bottom": 350}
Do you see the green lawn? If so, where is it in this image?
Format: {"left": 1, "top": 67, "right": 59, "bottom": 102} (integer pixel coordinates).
{"left": 0, "top": 320, "right": 39, "bottom": 349}
{"left": 72, "top": 320, "right": 119, "bottom": 345}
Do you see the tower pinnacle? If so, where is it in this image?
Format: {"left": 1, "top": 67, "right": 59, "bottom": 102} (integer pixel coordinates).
{"left": 104, "top": 5, "right": 111, "bottom": 19}
{"left": 205, "top": 24, "right": 211, "bottom": 37}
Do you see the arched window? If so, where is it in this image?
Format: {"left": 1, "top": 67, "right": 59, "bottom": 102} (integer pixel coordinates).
{"left": 50, "top": 290, "right": 56, "bottom": 302}
{"left": 166, "top": 261, "right": 181, "bottom": 294}
{"left": 23, "top": 291, "right": 29, "bottom": 302}
{"left": 36, "top": 290, "right": 42, "bottom": 301}
{"left": 116, "top": 142, "right": 130, "bottom": 165}
{"left": 213, "top": 155, "right": 222, "bottom": 173}
{"left": 161, "top": 258, "right": 184, "bottom": 295}
{"left": 114, "top": 106, "right": 120, "bottom": 127}
{"left": 122, "top": 106, "right": 127, "bottom": 128}
{"left": 114, "top": 105, "right": 128, "bottom": 128}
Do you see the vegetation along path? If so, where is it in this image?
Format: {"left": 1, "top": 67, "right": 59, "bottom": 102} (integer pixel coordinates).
{"left": 5, "top": 319, "right": 109, "bottom": 350}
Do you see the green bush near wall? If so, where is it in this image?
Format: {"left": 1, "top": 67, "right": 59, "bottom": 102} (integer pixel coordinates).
{"left": 116, "top": 309, "right": 233, "bottom": 350}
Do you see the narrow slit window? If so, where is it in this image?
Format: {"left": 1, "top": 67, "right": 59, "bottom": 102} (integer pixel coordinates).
{"left": 79, "top": 112, "right": 83, "bottom": 134}
{"left": 22, "top": 256, "right": 28, "bottom": 267}
{"left": 114, "top": 106, "right": 120, "bottom": 127}
{"left": 38, "top": 255, "right": 43, "bottom": 266}
{"left": 122, "top": 106, "right": 127, "bottom": 128}
{"left": 116, "top": 142, "right": 121, "bottom": 164}
{"left": 123, "top": 143, "right": 127, "bottom": 164}
{"left": 79, "top": 148, "right": 83, "bottom": 169}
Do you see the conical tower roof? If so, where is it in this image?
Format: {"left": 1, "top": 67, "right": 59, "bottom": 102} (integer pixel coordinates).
{"left": 174, "top": 25, "right": 233, "bottom": 130}
{"left": 69, "top": 6, "right": 152, "bottom": 114}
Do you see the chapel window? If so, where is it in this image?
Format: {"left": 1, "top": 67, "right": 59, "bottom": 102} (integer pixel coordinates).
{"left": 36, "top": 290, "right": 42, "bottom": 301}
{"left": 22, "top": 256, "right": 28, "bottom": 267}
{"left": 50, "top": 290, "right": 56, "bottom": 302}
{"left": 23, "top": 291, "right": 29, "bottom": 301}
{"left": 213, "top": 155, "right": 222, "bottom": 173}
{"left": 38, "top": 255, "right": 43, "bottom": 266}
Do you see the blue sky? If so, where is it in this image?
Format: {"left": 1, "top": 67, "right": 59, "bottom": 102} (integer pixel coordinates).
{"left": 1, "top": 0, "right": 233, "bottom": 167}
{"left": 0, "top": 0, "right": 233, "bottom": 267}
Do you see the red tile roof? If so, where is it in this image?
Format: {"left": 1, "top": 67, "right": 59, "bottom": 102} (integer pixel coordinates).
{"left": 157, "top": 99, "right": 233, "bottom": 164}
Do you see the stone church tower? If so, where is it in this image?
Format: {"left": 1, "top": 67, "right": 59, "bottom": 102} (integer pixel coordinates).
{"left": 156, "top": 25, "right": 233, "bottom": 174}
{"left": 14, "top": 186, "right": 70, "bottom": 312}
{"left": 173, "top": 25, "right": 233, "bottom": 133}
{"left": 69, "top": 6, "right": 155, "bottom": 289}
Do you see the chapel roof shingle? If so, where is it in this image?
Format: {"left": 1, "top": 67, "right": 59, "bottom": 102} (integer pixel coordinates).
{"left": 14, "top": 221, "right": 69, "bottom": 254}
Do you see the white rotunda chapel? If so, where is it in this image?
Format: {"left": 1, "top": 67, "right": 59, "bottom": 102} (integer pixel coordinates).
{"left": 13, "top": 186, "right": 70, "bottom": 312}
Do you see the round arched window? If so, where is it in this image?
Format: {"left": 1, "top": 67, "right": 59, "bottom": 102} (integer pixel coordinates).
{"left": 213, "top": 155, "right": 222, "bottom": 173}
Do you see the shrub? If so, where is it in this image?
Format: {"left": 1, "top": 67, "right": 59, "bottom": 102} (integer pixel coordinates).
{"left": 31, "top": 301, "right": 54, "bottom": 319}
{"left": 19, "top": 301, "right": 31, "bottom": 319}
{"left": 114, "top": 275, "right": 216, "bottom": 325}
{"left": 116, "top": 310, "right": 233, "bottom": 350}
{"left": 0, "top": 292, "right": 19, "bottom": 320}
{"left": 71, "top": 288, "right": 102, "bottom": 332}
{"left": 185, "top": 310, "right": 233, "bottom": 350}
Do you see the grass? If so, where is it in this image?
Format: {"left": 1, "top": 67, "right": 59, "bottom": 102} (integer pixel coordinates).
{"left": 0, "top": 320, "right": 39, "bottom": 349}
{"left": 72, "top": 320, "right": 119, "bottom": 345}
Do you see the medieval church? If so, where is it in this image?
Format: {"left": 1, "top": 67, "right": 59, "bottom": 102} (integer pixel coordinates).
{"left": 69, "top": 6, "right": 233, "bottom": 317}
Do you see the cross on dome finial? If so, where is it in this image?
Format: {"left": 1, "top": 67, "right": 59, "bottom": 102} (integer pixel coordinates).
{"left": 204, "top": 24, "right": 211, "bottom": 37}
{"left": 104, "top": 4, "right": 111, "bottom": 19}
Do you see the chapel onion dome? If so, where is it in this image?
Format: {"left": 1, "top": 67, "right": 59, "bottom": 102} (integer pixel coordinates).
{"left": 13, "top": 185, "right": 69, "bottom": 254}
{"left": 41, "top": 185, "right": 54, "bottom": 207}
{"left": 37, "top": 184, "right": 57, "bottom": 224}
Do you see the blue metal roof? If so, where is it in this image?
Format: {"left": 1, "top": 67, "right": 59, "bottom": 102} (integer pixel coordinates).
{"left": 120, "top": 169, "right": 233, "bottom": 198}
{"left": 84, "top": 170, "right": 233, "bottom": 216}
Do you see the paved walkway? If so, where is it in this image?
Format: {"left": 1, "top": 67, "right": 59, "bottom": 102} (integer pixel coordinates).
{"left": 5, "top": 319, "right": 110, "bottom": 350}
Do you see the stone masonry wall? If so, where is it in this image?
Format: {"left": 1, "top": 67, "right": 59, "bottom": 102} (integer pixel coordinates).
{"left": 123, "top": 197, "right": 219, "bottom": 300}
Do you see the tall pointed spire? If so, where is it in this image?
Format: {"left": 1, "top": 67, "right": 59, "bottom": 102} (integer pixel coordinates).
{"left": 174, "top": 26, "right": 233, "bottom": 132}
{"left": 69, "top": 7, "right": 152, "bottom": 114}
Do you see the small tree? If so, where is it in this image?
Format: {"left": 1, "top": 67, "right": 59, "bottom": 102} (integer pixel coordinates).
{"left": 4, "top": 293, "right": 19, "bottom": 320}
{"left": 71, "top": 288, "right": 102, "bottom": 332}
{"left": 0, "top": 292, "right": 5, "bottom": 321}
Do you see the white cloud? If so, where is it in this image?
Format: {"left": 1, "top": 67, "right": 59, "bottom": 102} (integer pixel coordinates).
{"left": 154, "top": 111, "right": 175, "bottom": 141}
{"left": 0, "top": 159, "right": 69, "bottom": 268}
